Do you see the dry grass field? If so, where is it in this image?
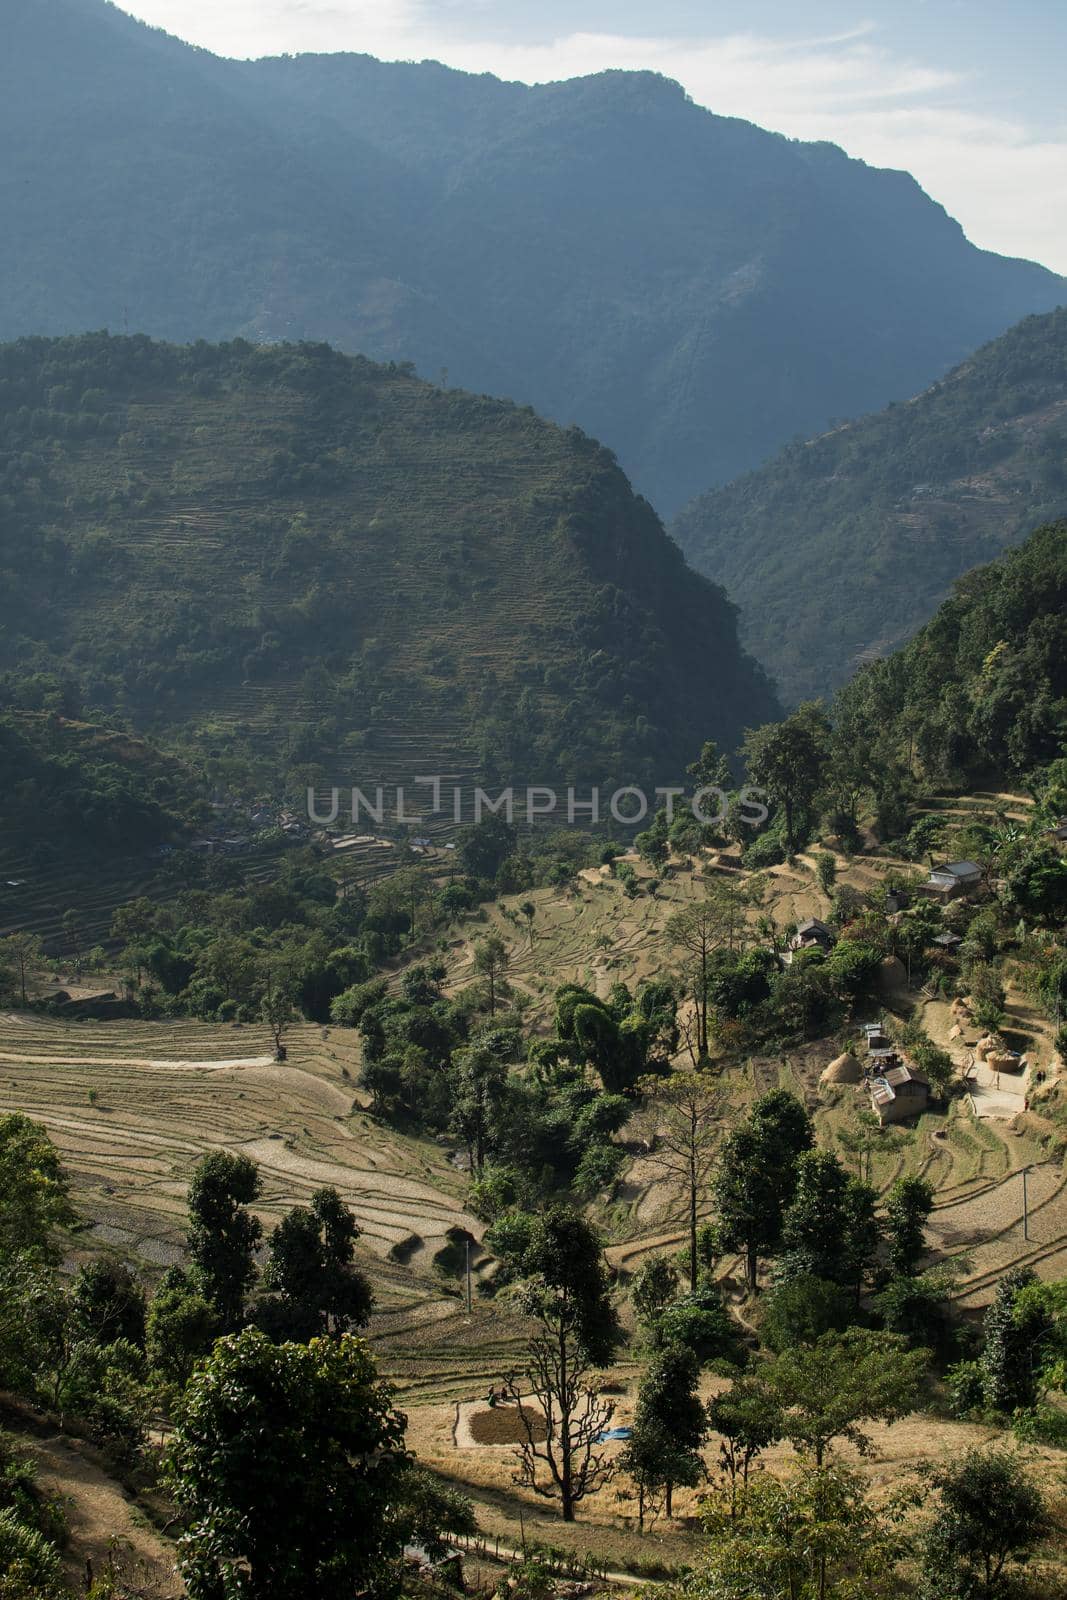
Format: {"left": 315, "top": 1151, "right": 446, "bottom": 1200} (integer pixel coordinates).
{"left": 3, "top": 793, "right": 1065, "bottom": 1581}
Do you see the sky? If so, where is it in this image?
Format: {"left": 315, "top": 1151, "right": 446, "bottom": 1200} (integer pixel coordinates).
{"left": 121, "top": 0, "right": 1067, "bottom": 274}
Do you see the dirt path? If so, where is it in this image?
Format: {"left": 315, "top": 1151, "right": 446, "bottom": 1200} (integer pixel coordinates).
{"left": 18, "top": 1428, "right": 181, "bottom": 1596}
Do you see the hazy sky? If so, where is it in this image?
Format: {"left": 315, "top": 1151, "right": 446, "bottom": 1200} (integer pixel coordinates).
{"left": 122, "top": 0, "right": 1067, "bottom": 274}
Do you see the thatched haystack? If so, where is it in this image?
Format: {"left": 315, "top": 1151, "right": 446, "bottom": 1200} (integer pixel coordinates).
{"left": 821, "top": 1051, "right": 863, "bottom": 1085}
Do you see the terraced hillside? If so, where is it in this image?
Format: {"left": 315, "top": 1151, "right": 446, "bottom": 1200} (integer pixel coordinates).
{"left": 0, "top": 334, "right": 778, "bottom": 803}
{"left": 674, "top": 308, "right": 1067, "bottom": 703}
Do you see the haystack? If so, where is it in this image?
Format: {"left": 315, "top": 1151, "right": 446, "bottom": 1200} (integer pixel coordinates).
{"left": 975, "top": 1034, "right": 1000, "bottom": 1061}
{"left": 821, "top": 1051, "right": 863, "bottom": 1085}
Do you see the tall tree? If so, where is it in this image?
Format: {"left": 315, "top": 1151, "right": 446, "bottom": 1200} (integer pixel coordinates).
{"left": 503, "top": 1206, "right": 620, "bottom": 1522}
{"left": 666, "top": 886, "right": 749, "bottom": 1057}
{"left": 780, "top": 1150, "right": 881, "bottom": 1300}
{"left": 711, "top": 1091, "right": 813, "bottom": 1292}
{"left": 884, "top": 1175, "right": 936, "bottom": 1277}
{"left": 473, "top": 935, "right": 509, "bottom": 1018}
{"left": 0, "top": 933, "right": 43, "bottom": 1008}
{"left": 707, "top": 1375, "right": 783, "bottom": 1517}
{"left": 743, "top": 703, "right": 831, "bottom": 855}
{"left": 449, "top": 1044, "right": 508, "bottom": 1174}
{"left": 0, "top": 1114, "right": 73, "bottom": 1263}
{"left": 622, "top": 1344, "right": 707, "bottom": 1525}
{"left": 186, "top": 1152, "right": 263, "bottom": 1331}
{"left": 257, "top": 1187, "right": 373, "bottom": 1342}
{"left": 167, "top": 1329, "right": 409, "bottom": 1600}
{"left": 636, "top": 1072, "right": 720, "bottom": 1290}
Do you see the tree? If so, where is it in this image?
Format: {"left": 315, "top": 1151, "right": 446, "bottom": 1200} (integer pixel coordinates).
{"left": 760, "top": 1275, "right": 853, "bottom": 1353}
{"left": 71, "top": 1260, "right": 146, "bottom": 1348}
{"left": 449, "top": 1044, "right": 508, "bottom": 1174}
{"left": 711, "top": 1091, "right": 813, "bottom": 1293}
{"left": 766, "top": 1329, "right": 927, "bottom": 1465}
{"left": 0, "top": 1115, "right": 73, "bottom": 1263}
{"left": 260, "top": 966, "right": 298, "bottom": 1061}
{"left": 256, "top": 1187, "right": 373, "bottom": 1341}
{"left": 675, "top": 1460, "right": 905, "bottom": 1600}
{"left": 146, "top": 1277, "right": 219, "bottom": 1390}
{"left": 186, "top": 1152, "right": 263, "bottom": 1330}
{"left": 630, "top": 1255, "right": 679, "bottom": 1330}
{"left": 920, "top": 1448, "right": 1048, "bottom": 1600}
{"left": 503, "top": 1206, "right": 620, "bottom": 1521}
{"left": 780, "top": 1150, "right": 880, "bottom": 1300}
{"left": 167, "top": 1328, "right": 409, "bottom": 1599}
{"left": 884, "top": 1175, "right": 935, "bottom": 1277}
{"left": 473, "top": 934, "right": 509, "bottom": 1018}
{"left": 0, "top": 934, "right": 43, "bottom": 1008}
{"left": 622, "top": 1344, "right": 706, "bottom": 1524}
{"left": 459, "top": 814, "right": 517, "bottom": 881}
{"left": 666, "top": 887, "right": 749, "bottom": 1057}
{"left": 707, "top": 1375, "right": 783, "bottom": 1516}
{"left": 636, "top": 1073, "right": 720, "bottom": 1290}
{"left": 981, "top": 1267, "right": 1052, "bottom": 1414}
{"left": 743, "top": 704, "right": 831, "bottom": 855}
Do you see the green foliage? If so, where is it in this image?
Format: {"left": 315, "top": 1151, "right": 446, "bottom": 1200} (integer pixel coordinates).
{"left": 981, "top": 1268, "right": 1053, "bottom": 1415}
{"left": 884, "top": 1175, "right": 936, "bottom": 1276}
{"left": 765, "top": 1329, "right": 928, "bottom": 1465}
{"left": 742, "top": 704, "right": 831, "bottom": 854}
{"left": 0, "top": 1115, "right": 73, "bottom": 1263}
{"left": 650, "top": 1288, "right": 746, "bottom": 1370}
{"left": 760, "top": 1275, "right": 854, "bottom": 1353}
{"left": 621, "top": 1344, "right": 706, "bottom": 1521}
{"left": 711, "top": 1091, "right": 814, "bottom": 1292}
{"left": 677, "top": 311, "right": 1067, "bottom": 705}
{"left": 186, "top": 1151, "right": 263, "bottom": 1331}
{"left": 920, "top": 1448, "right": 1048, "bottom": 1600}
{"left": 0, "top": 334, "right": 778, "bottom": 811}
{"left": 146, "top": 1276, "right": 219, "bottom": 1390}
{"left": 167, "top": 1328, "right": 409, "bottom": 1599}
{"left": 630, "top": 1256, "right": 680, "bottom": 1329}
{"left": 255, "top": 1188, "right": 373, "bottom": 1341}
{"left": 833, "top": 520, "right": 1067, "bottom": 787}
{"left": 675, "top": 1460, "right": 905, "bottom": 1600}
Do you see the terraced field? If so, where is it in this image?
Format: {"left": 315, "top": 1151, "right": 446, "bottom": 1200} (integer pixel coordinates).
{"left": 3, "top": 790, "right": 1063, "bottom": 1425}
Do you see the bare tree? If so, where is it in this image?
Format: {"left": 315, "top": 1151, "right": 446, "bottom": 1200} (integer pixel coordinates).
{"left": 503, "top": 1338, "right": 615, "bottom": 1523}
{"left": 635, "top": 1072, "right": 721, "bottom": 1290}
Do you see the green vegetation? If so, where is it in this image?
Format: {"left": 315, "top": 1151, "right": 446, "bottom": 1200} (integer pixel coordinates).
{"left": 836, "top": 519, "right": 1067, "bottom": 788}
{"left": 0, "top": 332, "right": 776, "bottom": 810}
{"left": 675, "top": 309, "right": 1067, "bottom": 703}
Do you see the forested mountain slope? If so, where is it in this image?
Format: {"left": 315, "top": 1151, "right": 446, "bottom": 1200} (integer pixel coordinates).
{"left": 834, "top": 519, "right": 1067, "bottom": 789}
{"left": 2, "top": 0, "right": 1064, "bottom": 514}
{"left": 0, "top": 334, "right": 777, "bottom": 793}
{"left": 675, "top": 310, "right": 1067, "bottom": 704}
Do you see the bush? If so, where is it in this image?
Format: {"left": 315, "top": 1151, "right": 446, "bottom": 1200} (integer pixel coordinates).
{"left": 946, "top": 1359, "right": 986, "bottom": 1417}
{"left": 651, "top": 1289, "right": 745, "bottom": 1369}
{"left": 760, "top": 1274, "right": 854, "bottom": 1352}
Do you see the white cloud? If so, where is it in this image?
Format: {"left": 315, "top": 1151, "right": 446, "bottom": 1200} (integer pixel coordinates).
{"left": 123, "top": 2, "right": 1067, "bottom": 273}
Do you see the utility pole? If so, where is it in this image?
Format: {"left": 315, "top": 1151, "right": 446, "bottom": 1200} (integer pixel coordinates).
{"left": 1022, "top": 1166, "right": 1030, "bottom": 1242}
{"left": 465, "top": 1236, "right": 472, "bottom": 1314}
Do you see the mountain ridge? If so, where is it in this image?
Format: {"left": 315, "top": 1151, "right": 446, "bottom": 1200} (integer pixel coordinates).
{"left": 2, "top": 0, "right": 1063, "bottom": 514}
{"left": 0, "top": 331, "right": 778, "bottom": 795}
{"left": 674, "top": 308, "right": 1067, "bottom": 705}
